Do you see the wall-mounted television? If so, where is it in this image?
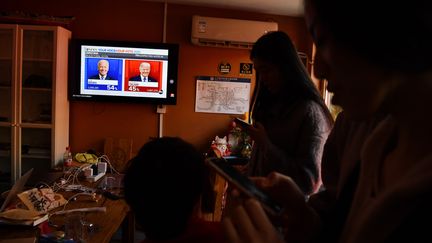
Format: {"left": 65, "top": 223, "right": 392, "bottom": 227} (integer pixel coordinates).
{"left": 69, "top": 39, "right": 179, "bottom": 105}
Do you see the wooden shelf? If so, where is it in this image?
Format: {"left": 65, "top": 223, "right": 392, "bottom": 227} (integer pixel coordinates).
{"left": 22, "top": 87, "right": 51, "bottom": 92}
{"left": 20, "top": 123, "right": 52, "bottom": 129}
{"left": 23, "top": 58, "right": 53, "bottom": 62}
{"left": 22, "top": 154, "right": 51, "bottom": 159}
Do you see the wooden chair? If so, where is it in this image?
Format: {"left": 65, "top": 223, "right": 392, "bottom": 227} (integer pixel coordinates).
{"left": 198, "top": 147, "right": 229, "bottom": 222}
{"left": 103, "top": 138, "right": 133, "bottom": 173}
{"left": 198, "top": 170, "right": 227, "bottom": 222}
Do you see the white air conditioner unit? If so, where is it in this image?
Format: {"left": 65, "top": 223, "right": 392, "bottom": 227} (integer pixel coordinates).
{"left": 191, "top": 15, "right": 278, "bottom": 49}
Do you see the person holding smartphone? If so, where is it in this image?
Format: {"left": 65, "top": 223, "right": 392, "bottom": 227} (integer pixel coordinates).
{"left": 223, "top": 0, "right": 432, "bottom": 242}
{"left": 245, "top": 31, "right": 334, "bottom": 195}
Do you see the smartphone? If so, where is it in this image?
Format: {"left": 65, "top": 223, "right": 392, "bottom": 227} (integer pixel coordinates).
{"left": 235, "top": 118, "right": 252, "bottom": 128}
{"left": 206, "top": 157, "right": 283, "bottom": 215}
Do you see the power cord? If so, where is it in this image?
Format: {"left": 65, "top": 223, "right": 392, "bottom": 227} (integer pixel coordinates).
{"left": 98, "top": 154, "right": 122, "bottom": 174}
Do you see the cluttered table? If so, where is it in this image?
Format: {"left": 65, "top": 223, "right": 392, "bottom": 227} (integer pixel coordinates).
{"left": 0, "top": 164, "right": 134, "bottom": 243}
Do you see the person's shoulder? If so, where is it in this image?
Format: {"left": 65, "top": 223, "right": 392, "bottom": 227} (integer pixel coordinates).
{"left": 304, "top": 99, "right": 323, "bottom": 109}
{"left": 89, "top": 74, "right": 98, "bottom": 79}
{"left": 179, "top": 220, "right": 225, "bottom": 243}
{"left": 333, "top": 112, "right": 386, "bottom": 140}
{"left": 277, "top": 99, "right": 316, "bottom": 120}
{"left": 141, "top": 220, "right": 224, "bottom": 243}
{"left": 129, "top": 75, "right": 140, "bottom": 81}
{"left": 292, "top": 99, "right": 324, "bottom": 117}
{"left": 298, "top": 100, "right": 333, "bottom": 128}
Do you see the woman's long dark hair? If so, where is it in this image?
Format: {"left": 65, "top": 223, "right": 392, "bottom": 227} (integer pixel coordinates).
{"left": 250, "top": 31, "right": 333, "bottom": 124}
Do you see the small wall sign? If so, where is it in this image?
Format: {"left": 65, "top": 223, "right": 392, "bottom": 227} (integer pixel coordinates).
{"left": 218, "top": 62, "right": 231, "bottom": 74}
{"left": 240, "top": 63, "right": 253, "bottom": 75}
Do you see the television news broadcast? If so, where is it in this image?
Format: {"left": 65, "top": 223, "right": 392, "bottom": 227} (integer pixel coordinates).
{"left": 70, "top": 40, "right": 179, "bottom": 104}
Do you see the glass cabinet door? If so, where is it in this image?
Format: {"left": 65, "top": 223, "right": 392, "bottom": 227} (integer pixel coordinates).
{"left": 21, "top": 128, "right": 52, "bottom": 174}
{"left": 21, "top": 30, "right": 53, "bottom": 124}
{"left": 20, "top": 29, "right": 54, "bottom": 175}
{"left": 0, "top": 28, "right": 14, "bottom": 192}
{"left": 0, "top": 24, "right": 70, "bottom": 187}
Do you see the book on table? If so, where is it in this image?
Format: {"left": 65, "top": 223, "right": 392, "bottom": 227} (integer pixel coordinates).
{"left": 0, "top": 168, "right": 48, "bottom": 226}
{"left": 0, "top": 210, "right": 48, "bottom": 226}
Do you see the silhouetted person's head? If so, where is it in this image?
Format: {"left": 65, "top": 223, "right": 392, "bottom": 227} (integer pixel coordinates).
{"left": 124, "top": 137, "right": 206, "bottom": 241}
{"left": 250, "top": 31, "right": 332, "bottom": 126}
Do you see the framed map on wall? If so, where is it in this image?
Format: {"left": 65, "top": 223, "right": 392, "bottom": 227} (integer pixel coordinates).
{"left": 195, "top": 76, "right": 251, "bottom": 114}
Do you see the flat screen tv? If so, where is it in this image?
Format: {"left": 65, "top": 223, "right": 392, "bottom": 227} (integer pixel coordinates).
{"left": 69, "top": 39, "right": 179, "bottom": 104}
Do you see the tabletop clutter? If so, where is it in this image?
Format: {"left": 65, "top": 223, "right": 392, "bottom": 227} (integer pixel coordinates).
{"left": 0, "top": 151, "right": 123, "bottom": 242}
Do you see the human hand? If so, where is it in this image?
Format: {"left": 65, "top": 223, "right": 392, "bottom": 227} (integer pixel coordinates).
{"left": 256, "top": 172, "right": 321, "bottom": 242}
{"left": 223, "top": 198, "right": 285, "bottom": 243}
{"left": 228, "top": 172, "right": 306, "bottom": 218}
{"left": 253, "top": 172, "right": 306, "bottom": 212}
{"left": 229, "top": 172, "right": 320, "bottom": 242}
{"left": 246, "top": 122, "right": 270, "bottom": 146}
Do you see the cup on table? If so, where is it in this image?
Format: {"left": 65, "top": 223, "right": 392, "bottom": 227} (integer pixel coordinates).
{"left": 64, "top": 211, "right": 88, "bottom": 243}
{"left": 101, "top": 176, "right": 116, "bottom": 192}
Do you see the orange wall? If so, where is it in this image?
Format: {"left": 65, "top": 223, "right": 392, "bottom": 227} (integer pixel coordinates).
{"left": 2, "top": 0, "right": 313, "bottom": 153}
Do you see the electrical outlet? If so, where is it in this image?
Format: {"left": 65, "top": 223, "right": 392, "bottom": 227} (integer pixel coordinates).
{"left": 156, "top": 105, "right": 166, "bottom": 113}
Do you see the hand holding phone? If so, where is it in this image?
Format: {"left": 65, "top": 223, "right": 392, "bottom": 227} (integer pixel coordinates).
{"left": 235, "top": 118, "right": 252, "bottom": 128}
{"left": 206, "top": 157, "right": 283, "bottom": 215}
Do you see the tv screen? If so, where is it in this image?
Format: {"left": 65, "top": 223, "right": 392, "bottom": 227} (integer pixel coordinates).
{"left": 69, "top": 39, "right": 179, "bottom": 104}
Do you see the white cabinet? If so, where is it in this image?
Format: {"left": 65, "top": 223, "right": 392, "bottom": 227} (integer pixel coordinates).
{"left": 0, "top": 24, "right": 71, "bottom": 190}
